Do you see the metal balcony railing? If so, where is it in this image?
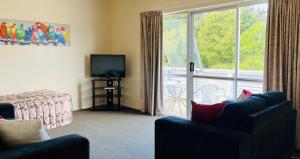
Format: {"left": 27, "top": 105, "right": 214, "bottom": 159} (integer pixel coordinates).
{"left": 163, "top": 67, "right": 263, "bottom": 118}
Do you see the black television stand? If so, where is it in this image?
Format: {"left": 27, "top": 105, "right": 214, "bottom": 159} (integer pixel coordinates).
{"left": 92, "top": 78, "right": 122, "bottom": 111}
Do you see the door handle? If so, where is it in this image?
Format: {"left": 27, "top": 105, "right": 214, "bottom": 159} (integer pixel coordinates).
{"left": 190, "top": 62, "right": 194, "bottom": 72}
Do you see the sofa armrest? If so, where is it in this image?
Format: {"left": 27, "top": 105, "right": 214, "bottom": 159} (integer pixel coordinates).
{"left": 155, "top": 116, "right": 251, "bottom": 159}
{"left": 0, "top": 103, "right": 15, "bottom": 119}
{"left": 243, "top": 101, "right": 296, "bottom": 159}
{"left": 0, "top": 134, "right": 89, "bottom": 159}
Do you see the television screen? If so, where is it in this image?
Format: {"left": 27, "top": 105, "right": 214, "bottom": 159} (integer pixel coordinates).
{"left": 90, "top": 54, "right": 125, "bottom": 78}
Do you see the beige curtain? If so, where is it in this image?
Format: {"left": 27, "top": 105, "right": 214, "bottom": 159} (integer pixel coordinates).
{"left": 140, "top": 10, "right": 163, "bottom": 116}
{"left": 265, "top": 0, "right": 300, "bottom": 149}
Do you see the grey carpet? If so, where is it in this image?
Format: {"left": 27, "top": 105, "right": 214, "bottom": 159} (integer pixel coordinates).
{"left": 48, "top": 110, "right": 158, "bottom": 159}
{"left": 48, "top": 110, "right": 300, "bottom": 159}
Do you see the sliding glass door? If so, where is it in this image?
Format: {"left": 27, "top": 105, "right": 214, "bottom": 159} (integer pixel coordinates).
{"left": 192, "top": 7, "right": 237, "bottom": 105}
{"left": 163, "top": 13, "right": 188, "bottom": 118}
{"left": 163, "top": 2, "right": 267, "bottom": 118}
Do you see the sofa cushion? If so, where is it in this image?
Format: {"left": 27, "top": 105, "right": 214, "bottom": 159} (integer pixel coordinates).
{"left": 237, "top": 89, "right": 253, "bottom": 101}
{"left": 251, "top": 91, "right": 284, "bottom": 106}
{"left": 0, "top": 119, "right": 50, "bottom": 148}
{"left": 217, "top": 96, "right": 266, "bottom": 130}
{"left": 191, "top": 101, "right": 225, "bottom": 124}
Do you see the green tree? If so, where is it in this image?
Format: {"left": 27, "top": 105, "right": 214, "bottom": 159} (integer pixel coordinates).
{"left": 194, "top": 10, "right": 236, "bottom": 69}
{"left": 240, "top": 6, "right": 267, "bottom": 71}
{"left": 163, "top": 5, "right": 267, "bottom": 71}
{"left": 163, "top": 13, "right": 187, "bottom": 68}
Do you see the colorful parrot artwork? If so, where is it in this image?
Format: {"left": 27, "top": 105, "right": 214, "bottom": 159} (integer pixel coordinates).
{"left": 8, "top": 23, "right": 16, "bottom": 40}
{"left": 58, "top": 27, "right": 70, "bottom": 42}
{"left": 36, "top": 22, "right": 49, "bottom": 40}
{"left": 7, "top": 23, "right": 17, "bottom": 45}
{"left": 0, "top": 20, "right": 70, "bottom": 46}
{"left": 0, "top": 22, "right": 8, "bottom": 44}
{"left": 47, "top": 25, "right": 56, "bottom": 41}
{"left": 55, "top": 28, "right": 65, "bottom": 45}
{"left": 6, "top": 27, "right": 11, "bottom": 40}
{"left": 31, "top": 25, "right": 39, "bottom": 42}
{"left": 16, "top": 24, "right": 26, "bottom": 41}
{"left": 25, "top": 27, "right": 34, "bottom": 43}
{"left": 37, "top": 29, "right": 46, "bottom": 42}
{"left": 0, "top": 22, "right": 7, "bottom": 39}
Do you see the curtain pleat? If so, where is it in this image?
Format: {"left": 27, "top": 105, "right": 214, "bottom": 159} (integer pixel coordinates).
{"left": 265, "top": 0, "right": 300, "bottom": 149}
{"left": 140, "top": 10, "right": 163, "bottom": 116}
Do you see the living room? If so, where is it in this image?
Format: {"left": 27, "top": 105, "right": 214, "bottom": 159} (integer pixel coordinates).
{"left": 0, "top": 0, "right": 299, "bottom": 159}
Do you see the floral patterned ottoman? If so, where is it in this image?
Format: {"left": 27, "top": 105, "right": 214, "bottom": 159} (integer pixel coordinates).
{"left": 0, "top": 90, "right": 73, "bottom": 129}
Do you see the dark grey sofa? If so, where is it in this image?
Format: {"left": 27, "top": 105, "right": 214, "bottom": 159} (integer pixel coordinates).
{"left": 155, "top": 91, "right": 297, "bottom": 159}
{"left": 0, "top": 103, "right": 89, "bottom": 159}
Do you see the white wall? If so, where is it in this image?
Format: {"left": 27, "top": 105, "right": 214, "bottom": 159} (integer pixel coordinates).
{"left": 0, "top": 0, "right": 111, "bottom": 110}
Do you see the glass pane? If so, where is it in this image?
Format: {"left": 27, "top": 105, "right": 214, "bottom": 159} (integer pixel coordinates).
{"left": 163, "top": 13, "right": 188, "bottom": 118}
{"left": 193, "top": 78, "right": 234, "bottom": 104}
{"left": 193, "top": 9, "right": 236, "bottom": 77}
{"left": 237, "top": 81, "right": 263, "bottom": 96}
{"left": 239, "top": 4, "right": 267, "bottom": 79}
{"left": 163, "top": 13, "right": 187, "bottom": 74}
{"left": 163, "top": 76, "right": 187, "bottom": 117}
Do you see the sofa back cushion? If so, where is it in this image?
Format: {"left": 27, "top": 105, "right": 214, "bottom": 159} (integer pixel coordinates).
{"left": 237, "top": 89, "right": 253, "bottom": 101}
{"left": 0, "top": 119, "right": 50, "bottom": 149}
{"left": 191, "top": 101, "right": 225, "bottom": 124}
{"left": 217, "top": 96, "right": 266, "bottom": 130}
{"left": 251, "top": 91, "right": 284, "bottom": 106}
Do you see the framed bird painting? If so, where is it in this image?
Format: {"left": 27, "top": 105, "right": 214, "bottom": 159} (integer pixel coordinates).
{"left": 0, "top": 19, "right": 71, "bottom": 46}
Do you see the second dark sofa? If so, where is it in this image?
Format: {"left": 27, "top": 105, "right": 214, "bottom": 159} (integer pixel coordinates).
{"left": 155, "top": 91, "right": 297, "bottom": 159}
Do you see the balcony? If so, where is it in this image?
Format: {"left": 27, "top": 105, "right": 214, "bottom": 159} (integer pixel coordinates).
{"left": 163, "top": 67, "right": 263, "bottom": 118}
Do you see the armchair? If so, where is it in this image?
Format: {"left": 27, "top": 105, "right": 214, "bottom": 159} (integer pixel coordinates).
{"left": 0, "top": 103, "right": 90, "bottom": 159}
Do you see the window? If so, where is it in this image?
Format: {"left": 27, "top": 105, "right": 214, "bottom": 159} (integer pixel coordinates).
{"left": 192, "top": 4, "right": 267, "bottom": 102}
{"left": 163, "top": 2, "right": 268, "bottom": 117}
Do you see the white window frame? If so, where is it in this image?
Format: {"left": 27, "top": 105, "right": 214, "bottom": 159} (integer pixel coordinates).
{"left": 163, "top": 0, "right": 268, "bottom": 119}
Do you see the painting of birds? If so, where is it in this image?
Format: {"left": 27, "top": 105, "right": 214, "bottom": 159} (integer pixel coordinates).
{"left": 8, "top": 22, "right": 17, "bottom": 41}
{"left": 6, "top": 25, "right": 11, "bottom": 40}
{"left": 25, "top": 27, "right": 34, "bottom": 44}
{"left": 16, "top": 24, "right": 26, "bottom": 43}
{"left": 36, "top": 22, "right": 49, "bottom": 41}
{"left": 0, "top": 19, "right": 70, "bottom": 46}
{"left": 58, "top": 27, "right": 70, "bottom": 42}
{"left": 31, "top": 25, "right": 40, "bottom": 42}
{"left": 47, "top": 25, "right": 56, "bottom": 41}
{"left": 55, "top": 28, "right": 65, "bottom": 45}
{"left": 0, "top": 22, "right": 8, "bottom": 44}
{"left": 0, "top": 22, "right": 8, "bottom": 39}
{"left": 37, "top": 28, "right": 46, "bottom": 43}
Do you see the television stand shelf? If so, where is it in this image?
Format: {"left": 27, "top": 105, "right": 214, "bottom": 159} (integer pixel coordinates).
{"left": 92, "top": 78, "right": 122, "bottom": 111}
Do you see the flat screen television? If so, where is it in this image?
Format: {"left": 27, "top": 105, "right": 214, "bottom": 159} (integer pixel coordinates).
{"left": 90, "top": 54, "right": 125, "bottom": 78}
